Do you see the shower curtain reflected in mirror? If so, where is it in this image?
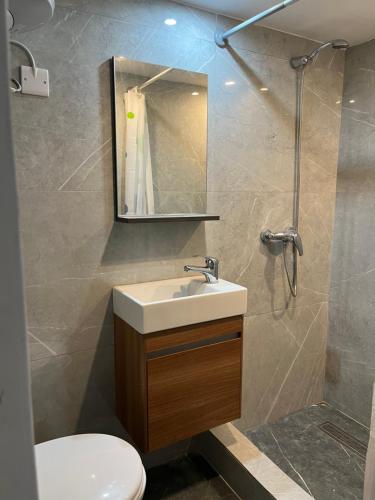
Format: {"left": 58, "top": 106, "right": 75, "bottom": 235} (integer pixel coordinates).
{"left": 124, "top": 88, "right": 155, "bottom": 215}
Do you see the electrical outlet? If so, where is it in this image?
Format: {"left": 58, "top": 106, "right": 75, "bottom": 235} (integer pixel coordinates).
{"left": 20, "top": 65, "right": 49, "bottom": 97}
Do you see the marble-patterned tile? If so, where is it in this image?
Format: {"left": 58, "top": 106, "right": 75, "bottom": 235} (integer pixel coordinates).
{"left": 303, "top": 51, "right": 345, "bottom": 112}
{"left": 19, "top": 189, "right": 206, "bottom": 286}
{"left": 14, "top": 126, "right": 112, "bottom": 191}
{"left": 299, "top": 53, "right": 344, "bottom": 195}
{"left": 336, "top": 112, "right": 375, "bottom": 193}
{"left": 24, "top": 261, "right": 200, "bottom": 332}
{"left": 19, "top": 190, "right": 113, "bottom": 284}
{"left": 11, "top": 17, "right": 154, "bottom": 137}
{"left": 329, "top": 272, "right": 375, "bottom": 365}
{"left": 327, "top": 268, "right": 375, "bottom": 427}
{"left": 342, "top": 39, "right": 375, "bottom": 82}
{"left": 312, "top": 46, "right": 346, "bottom": 77}
{"left": 207, "top": 191, "right": 331, "bottom": 315}
{"left": 237, "top": 303, "right": 327, "bottom": 431}
{"left": 215, "top": 15, "right": 316, "bottom": 62}
{"left": 30, "top": 346, "right": 124, "bottom": 443}
{"left": 25, "top": 277, "right": 115, "bottom": 331}
{"left": 208, "top": 114, "right": 294, "bottom": 193}
{"left": 209, "top": 423, "right": 312, "bottom": 499}
{"left": 341, "top": 70, "right": 372, "bottom": 119}
{"left": 132, "top": 27, "right": 217, "bottom": 75}
{"left": 14, "top": 62, "right": 112, "bottom": 139}
{"left": 11, "top": 7, "right": 90, "bottom": 62}
{"left": 55, "top": 9, "right": 217, "bottom": 74}
{"left": 206, "top": 191, "right": 296, "bottom": 315}
{"left": 207, "top": 48, "right": 295, "bottom": 194}
{"left": 60, "top": 139, "right": 114, "bottom": 192}
{"left": 327, "top": 37, "right": 375, "bottom": 428}
{"left": 28, "top": 332, "right": 56, "bottom": 361}
{"left": 264, "top": 303, "right": 328, "bottom": 422}
{"left": 11, "top": 13, "right": 217, "bottom": 194}
{"left": 325, "top": 344, "right": 375, "bottom": 428}
{"left": 28, "top": 324, "right": 114, "bottom": 357}
{"left": 210, "top": 47, "right": 295, "bottom": 134}
{"left": 56, "top": 0, "right": 217, "bottom": 42}
{"left": 246, "top": 403, "right": 368, "bottom": 500}
{"left": 300, "top": 155, "right": 338, "bottom": 194}
{"left": 68, "top": 14, "right": 156, "bottom": 67}
{"left": 300, "top": 86, "right": 342, "bottom": 180}
{"left": 364, "top": 385, "right": 375, "bottom": 499}
{"left": 330, "top": 192, "right": 375, "bottom": 282}
{"left": 297, "top": 191, "right": 336, "bottom": 299}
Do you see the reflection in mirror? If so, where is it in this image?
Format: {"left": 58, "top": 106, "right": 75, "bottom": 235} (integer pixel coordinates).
{"left": 112, "top": 57, "right": 218, "bottom": 222}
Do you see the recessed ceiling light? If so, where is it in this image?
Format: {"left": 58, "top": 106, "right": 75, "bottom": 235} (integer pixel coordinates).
{"left": 191, "top": 91, "right": 199, "bottom": 96}
{"left": 225, "top": 80, "right": 236, "bottom": 86}
{"left": 260, "top": 87, "right": 269, "bottom": 92}
{"left": 349, "top": 99, "right": 356, "bottom": 104}
{"left": 164, "top": 18, "right": 177, "bottom": 26}
{"left": 336, "top": 100, "right": 341, "bottom": 105}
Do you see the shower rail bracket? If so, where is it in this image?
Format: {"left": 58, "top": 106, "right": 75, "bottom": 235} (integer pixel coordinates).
{"left": 214, "top": 0, "right": 301, "bottom": 48}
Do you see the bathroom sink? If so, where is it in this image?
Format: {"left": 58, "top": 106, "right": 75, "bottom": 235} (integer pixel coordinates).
{"left": 113, "top": 277, "right": 247, "bottom": 334}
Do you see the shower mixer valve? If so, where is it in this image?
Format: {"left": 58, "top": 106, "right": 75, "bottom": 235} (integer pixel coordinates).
{"left": 260, "top": 228, "right": 303, "bottom": 256}
{"left": 260, "top": 228, "right": 303, "bottom": 298}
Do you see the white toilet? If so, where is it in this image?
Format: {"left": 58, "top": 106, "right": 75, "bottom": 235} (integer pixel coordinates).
{"left": 35, "top": 434, "right": 146, "bottom": 500}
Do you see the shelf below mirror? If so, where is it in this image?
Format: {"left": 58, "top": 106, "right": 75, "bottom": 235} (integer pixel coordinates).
{"left": 117, "top": 213, "right": 220, "bottom": 223}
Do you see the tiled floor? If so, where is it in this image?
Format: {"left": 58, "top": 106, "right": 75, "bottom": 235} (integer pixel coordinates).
{"left": 246, "top": 403, "right": 369, "bottom": 500}
{"left": 143, "top": 454, "right": 238, "bottom": 499}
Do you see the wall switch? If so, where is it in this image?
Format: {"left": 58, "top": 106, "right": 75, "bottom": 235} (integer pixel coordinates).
{"left": 20, "top": 65, "right": 49, "bottom": 97}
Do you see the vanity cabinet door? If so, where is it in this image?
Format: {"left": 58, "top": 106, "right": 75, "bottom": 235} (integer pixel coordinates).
{"left": 147, "top": 338, "right": 242, "bottom": 451}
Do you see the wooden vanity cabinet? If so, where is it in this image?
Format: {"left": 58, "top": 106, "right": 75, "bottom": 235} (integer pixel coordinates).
{"left": 114, "top": 315, "right": 243, "bottom": 453}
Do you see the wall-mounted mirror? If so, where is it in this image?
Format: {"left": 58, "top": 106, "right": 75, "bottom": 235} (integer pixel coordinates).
{"left": 112, "top": 57, "right": 219, "bottom": 223}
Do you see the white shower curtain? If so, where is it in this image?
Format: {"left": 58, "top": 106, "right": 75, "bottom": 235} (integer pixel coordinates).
{"left": 124, "top": 88, "right": 155, "bottom": 215}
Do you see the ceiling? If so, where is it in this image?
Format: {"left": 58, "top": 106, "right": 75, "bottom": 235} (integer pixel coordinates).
{"left": 180, "top": 0, "right": 375, "bottom": 46}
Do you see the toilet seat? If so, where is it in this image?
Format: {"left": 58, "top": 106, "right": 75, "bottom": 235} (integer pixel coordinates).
{"left": 35, "top": 433, "right": 146, "bottom": 500}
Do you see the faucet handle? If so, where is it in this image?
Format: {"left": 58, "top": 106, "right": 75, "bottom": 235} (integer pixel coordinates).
{"left": 292, "top": 232, "right": 304, "bottom": 256}
{"left": 204, "top": 256, "right": 218, "bottom": 267}
{"left": 204, "top": 256, "right": 219, "bottom": 279}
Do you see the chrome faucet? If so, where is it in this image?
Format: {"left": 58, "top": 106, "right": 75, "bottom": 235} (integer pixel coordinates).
{"left": 184, "top": 256, "right": 219, "bottom": 283}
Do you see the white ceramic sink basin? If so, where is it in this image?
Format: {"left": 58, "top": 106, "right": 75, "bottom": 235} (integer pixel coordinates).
{"left": 113, "top": 276, "right": 247, "bottom": 334}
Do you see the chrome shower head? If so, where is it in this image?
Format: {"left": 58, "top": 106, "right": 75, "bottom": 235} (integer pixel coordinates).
{"left": 331, "top": 39, "right": 350, "bottom": 50}
{"left": 290, "top": 39, "right": 350, "bottom": 69}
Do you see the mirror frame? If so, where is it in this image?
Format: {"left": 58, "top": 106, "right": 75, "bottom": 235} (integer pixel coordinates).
{"left": 110, "top": 57, "right": 219, "bottom": 223}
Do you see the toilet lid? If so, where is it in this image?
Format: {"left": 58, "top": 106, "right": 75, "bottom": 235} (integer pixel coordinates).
{"left": 35, "top": 434, "right": 146, "bottom": 500}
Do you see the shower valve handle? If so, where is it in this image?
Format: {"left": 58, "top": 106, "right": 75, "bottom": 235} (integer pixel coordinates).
{"left": 292, "top": 231, "right": 303, "bottom": 256}
{"left": 260, "top": 228, "right": 303, "bottom": 256}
